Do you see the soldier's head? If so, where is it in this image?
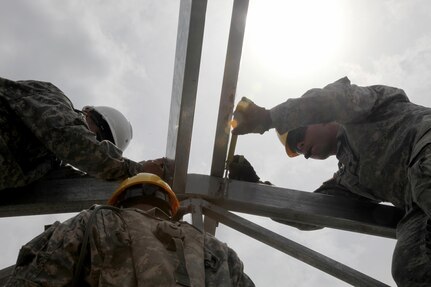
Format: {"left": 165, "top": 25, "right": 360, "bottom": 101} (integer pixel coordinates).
{"left": 82, "top": 106, "right": 133, "bottom": 151}
{"left": 278, "top": 122, "right": 340, "bottom": 160}
{"left": 108, "top": 173, "right": 180, "bottom": 217}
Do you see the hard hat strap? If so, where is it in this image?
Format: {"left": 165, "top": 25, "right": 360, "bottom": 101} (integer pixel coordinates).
{"left": 116, "top": 184, "right": 174, "bottom": 216}
{"left": 120, "top": 184, "right": 170, "bottom": 202}
{"left": 88, "top": 110, "right": 115, "bottom": 144}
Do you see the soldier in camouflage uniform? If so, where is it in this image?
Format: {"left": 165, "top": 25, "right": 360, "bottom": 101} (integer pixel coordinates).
{"left": 5, "top": 172, "right": 254, "bottom": 286}
{"left": 0, "top": 77, "right": 166, "bottom": 190}
{"left": 232, "top": 77, "right": 431, "bottom": 286}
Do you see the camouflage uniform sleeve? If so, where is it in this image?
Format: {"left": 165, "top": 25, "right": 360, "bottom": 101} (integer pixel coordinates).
{"left": 2, "top": 78, "right": 144, "bottom": 180}
{"left": 226, "top": 247, "right": 255, "bottom": 287}
{"left": 5, "top": 211, "right": 92, "bottom": 287}
{"left": 270, "top": 77, "right": 410, "bottom": 133}
{"left": 315, "top": 177, "right": 378, "bottom": 202}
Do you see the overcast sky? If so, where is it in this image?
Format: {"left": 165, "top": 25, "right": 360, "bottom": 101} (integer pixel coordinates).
{"left": 1, "top": 0, "right": 431, "bottom": 286}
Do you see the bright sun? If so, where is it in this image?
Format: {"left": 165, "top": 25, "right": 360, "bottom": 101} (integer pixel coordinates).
{"left": 244, "top": 0, "right": 346, "bottom": 78}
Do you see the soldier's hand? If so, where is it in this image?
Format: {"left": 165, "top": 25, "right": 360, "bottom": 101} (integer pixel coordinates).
{"left": 232, "top": 97, "right": 272, "bottom": 135}
{"left": 228, "top": 155, "right": 260, "bottom": 182}
{"left": 140, "top": 158, "right": 175, "bottom": 187}
{"left": 140, "top": 160, "right": 164, "bottom": 178}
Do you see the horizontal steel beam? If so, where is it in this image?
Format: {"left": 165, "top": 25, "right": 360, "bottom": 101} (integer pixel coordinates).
{"left": 0, "top": 171, "right": 402, "bottom": 239}
{"left": 185, "top": 199, "right": 390, "bottom": 287}
{"left": 185, "top": 174, "right": 403, "bottom": 238}
{"left": 0, "top": 168, "right": 117, "bottom": 218}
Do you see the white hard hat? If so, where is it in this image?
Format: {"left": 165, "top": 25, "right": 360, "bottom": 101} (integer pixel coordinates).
{"left": 89, "top": 106, "right": 133, "bottom": 151}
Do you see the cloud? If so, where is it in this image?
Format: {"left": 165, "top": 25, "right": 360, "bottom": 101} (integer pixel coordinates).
{"left": 342, "top": 35, "right": 431, "bottom": 105}
{"left": 1, "top": 0, "right": 430, "bottom": 286}
{"left": 384, "top": 0, "right": 430, "bottom": 20}
{"left": 0, "top": 1, "right": 110, "bottom": 89}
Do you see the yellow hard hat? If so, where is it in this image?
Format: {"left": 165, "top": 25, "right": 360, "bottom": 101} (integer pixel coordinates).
{"left": 108, "top": 173, "right": 180, "bottom": 216}
{"left": 276, "top": 131, "right": 300, "bottom": 158}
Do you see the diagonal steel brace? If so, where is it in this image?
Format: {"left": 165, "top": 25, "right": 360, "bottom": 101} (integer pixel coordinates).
{"left": 181, "top": 198, "right": 391, "bottom": 287}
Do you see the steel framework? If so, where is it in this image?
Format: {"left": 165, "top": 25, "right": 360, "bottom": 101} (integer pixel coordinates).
{"left": 0, "top": 1, "right": 403, "bottom": 286}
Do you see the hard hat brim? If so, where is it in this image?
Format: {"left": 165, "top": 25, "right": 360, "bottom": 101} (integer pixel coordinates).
{"left": 276, "top": 131, "right": 300, "bottom": 158}
{"left": 108, "top": 173, "right": 180, "bottom": 216}
{"left": 285, "top": 143, "right": 300, "bottom": 158}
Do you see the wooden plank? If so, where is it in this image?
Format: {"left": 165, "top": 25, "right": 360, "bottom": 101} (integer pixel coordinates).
{"left": 185, "top": 174, "right": 403, "bottom": 238}
{"left": 166, "top": 0, "right": 208, "bottom": 195}
{"left": 197, "top": 200, "right": 390, "bottom": 287}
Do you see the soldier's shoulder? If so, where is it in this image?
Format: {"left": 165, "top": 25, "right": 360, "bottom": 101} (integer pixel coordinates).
{"left": 17, "top": 79, "right": 63, "bottom": 92}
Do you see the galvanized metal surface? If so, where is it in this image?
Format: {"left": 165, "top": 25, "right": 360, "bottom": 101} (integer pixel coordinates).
{"left": 166, "top": 0, "right": 208, "bottom": 195}
{"left": 206, "top": 0, "right": 250, "bottom": 235}
{"left": 0, "top": 169, "right": 116, "bottom": 218}
{"left": 184, "top": 199, "right": 391, "bottom": 287}
{"left": 185, "top": 174, "right": 402, "bottom": 238}
{"left": 190, "top": 202, "right": 204, "bottom": 231}
{"left": 210, "top": 0, "right": 249, "bottom": 178}
{"left": 0, "top": 173, "right": 401, "bottom": 239}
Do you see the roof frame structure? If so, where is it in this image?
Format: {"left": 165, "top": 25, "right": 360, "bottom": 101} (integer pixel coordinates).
{"left": 0, "top": 0, "right": 403, "bottom": 285}
{"left": 182, "top": 198, "right": 392, "bottom": 287}
{"left": 0, "top": 172, "right": 402, "bottom": 237}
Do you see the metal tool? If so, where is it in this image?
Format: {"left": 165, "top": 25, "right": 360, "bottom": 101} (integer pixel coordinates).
{"left": 224, "top": 97, "right": 251, "bottom": 177}
{"left": 224, "top": 131, "right": 238, "bottom": 178}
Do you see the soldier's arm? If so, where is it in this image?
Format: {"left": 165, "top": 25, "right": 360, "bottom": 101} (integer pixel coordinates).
{"left": 270, "top": 77, "right": 410, "bottom": 134}
{"left": 273, "top": 177, "right": 380, "bottom": 231}
{"left": 227, "top": 247, "right": 255, "bottom": 287}
{"left": 5, "top": 211, "right": 91, "bottom": 287}
{"left": 4, "top": 79, "right": 144, "bottom": 180}
{"left": 314, "top": 177, "right": 378, "bottom": 202}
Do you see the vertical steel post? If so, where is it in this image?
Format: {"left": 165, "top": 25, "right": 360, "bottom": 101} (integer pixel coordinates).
{"left": 207, "top": 0, "right": 250, "bottom": 235}
{"left": 166, "top": 0, "right": 208, "bottom": 194}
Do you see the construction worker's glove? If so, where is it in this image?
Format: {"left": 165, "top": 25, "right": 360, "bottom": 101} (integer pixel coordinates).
{"left": 140, "top": 157, "right": 175, "bottom": 186}
{"left": 232, "top": 97, "right": 272, "bottom": 135}
{"left": 228, "top": 155, "right": 272, "bottom": 184}
{"left": 228, "top": 155, "right": 261, "bottom": 182}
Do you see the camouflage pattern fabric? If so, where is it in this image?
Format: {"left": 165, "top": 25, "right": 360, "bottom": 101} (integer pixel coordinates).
{"left": 408, "top": 144, "right": 431, "bottom": 218}
{"left": 0, "top": 77, "right": 145, "bottom": 189}
{"left": 5, "top": 206, "right": 254, "bottom": 287}
{"left": 391, "top": 144, "right": 431, "bottom": 286}
{"left": 270, "top": 76, "right": 431, "bottom": 209}
{"left": 392, "top": 207, "right": 431, "bottom": 287}
{"left": 270, "top": 77, "right": 431, "bottom": 285}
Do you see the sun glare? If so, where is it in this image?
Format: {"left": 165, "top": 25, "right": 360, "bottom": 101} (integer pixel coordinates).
{"left": 245, "top": 0, "right": 345, "bottom": 78}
